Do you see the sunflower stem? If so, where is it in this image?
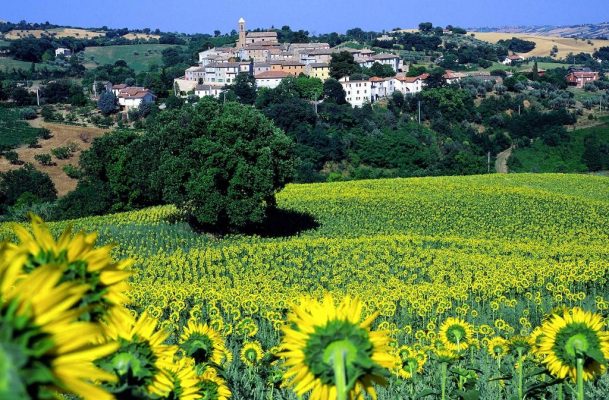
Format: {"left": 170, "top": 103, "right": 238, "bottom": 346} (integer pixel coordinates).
{"left": 557, "top": 382, "right": 563, "bottom": 400}
{"left": 517, "top": 350, "right": 523, "bottom": 400}
{"left": 440, "top": 362, "right": 448, "bottom": 400}
{"left": 576, "top": 357, "right": 585, "bottom": 400}
{"left": 332, "top": 347, "right": 348, "bottom": 400}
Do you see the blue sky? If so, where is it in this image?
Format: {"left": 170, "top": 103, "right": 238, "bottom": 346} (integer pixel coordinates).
{"left": 1, "top": 0, "right": 608, "bottom": 34}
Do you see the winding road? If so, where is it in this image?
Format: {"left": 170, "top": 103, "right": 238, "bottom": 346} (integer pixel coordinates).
{"left": 495, "top": 146, "right": 513, "bottom": 174}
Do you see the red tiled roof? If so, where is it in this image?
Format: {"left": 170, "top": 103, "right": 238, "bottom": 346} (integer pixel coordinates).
{"left": 255, "top": 71, "right": 293, "bottom": 79}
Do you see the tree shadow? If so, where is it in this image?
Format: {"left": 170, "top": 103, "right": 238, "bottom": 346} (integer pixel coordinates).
{"left": 187, "top": 207, "right": 320, "bottom": 238}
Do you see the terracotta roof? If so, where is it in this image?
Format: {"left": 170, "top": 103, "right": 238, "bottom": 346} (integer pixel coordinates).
{"left": 117, "top": 87, "right": 155, "bottom": 99}
{"left": 304, "top": 49, "right": 335, "bottom": 55}
{"left": 112, "top": 84, "right": 128, "bottom": 89}
{"left": 373, "top": 53, "right": 399, "bottom": 60}
{"left": 255, "top": 71, "right": 293, "bottom": 79}
{"left": 309, "top": 63, "right": 329, "bottom": 68}
{"left": 568, "top": 71, "right": 599, "bottom": 78}
{"left": 196, "top": 84, "right": 224, "bottom": 91}
{"left": 369, "top": 76, "right": 386, "bottom": 82}
{"left": 273, "top": 60, "right": 305, "bottom": 66}
{"left": 205, "top": 62, "right": 243, "bottom": 68}
{"left": 247, "top": 31, "right": 278, "bottom": 38}
{"left": 507, "top": 54, "right": 523, "bottom": 60}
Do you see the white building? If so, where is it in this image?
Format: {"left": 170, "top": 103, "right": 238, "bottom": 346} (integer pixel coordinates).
{"left": 195, "top": 84, "right": 224, "bottom": 99}
{"left": 113, "top": 86, "right": 156, "bottom": 110}
{"left": 502, "top": 54, "right": 524, "bottom": 65}
{"left": 371, "top": 54, "right": 403, "bottom": 72}
{"left": 203, "top": 62, "right": 251, "bottom": 85}
{"left": 340, "top": 77, "right": 372, "bottom": 107}
{"left": 255, "top": 70, "right": 293, "bottom": 89}
{"left": 370, "top": 77, "right": 396, "bottom": 100}
{"left": 185, "top": 66, "right": 206, "bottom": 82}
{"left": 394, "top": 74, "right": 428, "bottom": 94}
{"left": 55, "top": 47, "right": 72, "bottom": 58}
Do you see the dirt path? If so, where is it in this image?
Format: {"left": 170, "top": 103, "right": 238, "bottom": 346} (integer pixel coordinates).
{"left": 495, "top": 146, "right": 513, "bottom": 174}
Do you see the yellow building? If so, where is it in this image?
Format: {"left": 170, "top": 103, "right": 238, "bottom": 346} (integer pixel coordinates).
{"left": 305, "top": 63, "right": 330, "bottom": 81}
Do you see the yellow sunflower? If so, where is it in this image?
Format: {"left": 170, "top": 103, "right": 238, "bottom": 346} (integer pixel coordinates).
{"left": 198, "top": 367, "right": 232, "bottom": 400}
{"left": 4, "top": 216, "right": 132, "bottom": 323}
{"left": 438, "top": 317, "right": 474, "bottom": 352}
{"left": 395, "top": 349, "right": 426, "bottom": 380}
{"left": 536, "top": 308, "right": 609, "bottom": 382}
{"left": 240, "top": 341, "right": 264, "bottom": 368}
{"left": 180, "top": 320, "right": 228, "bottom": 367}
{"left": 102, "top": 311, "right": 178, "bottom": 397}
{"left": 1, "top": 263, "right": 118, "bottom": 400}
{"left": 280, "top": 295, "right": 395, "bottom": 400}
{"left": 487, "top": 337, "right": 509, "bottom": 360}
{"left": 153, "top": 357, "right": 202, "bottom": 400}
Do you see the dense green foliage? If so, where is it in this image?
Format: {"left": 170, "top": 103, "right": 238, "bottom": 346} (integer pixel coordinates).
{"left": 498, "top": 37, "right": 537, "bottom": 53}
{"left": 63, "top": 100, "right": 294, "bottom": 229}
{"left": 509, "top": 118, "right": 609, "bottom": 173}
{"left": 0, "top": 164, "right": 56, "bottom": 214}
{"left": 97, "top": 91, "right": 117, "bottom": 115}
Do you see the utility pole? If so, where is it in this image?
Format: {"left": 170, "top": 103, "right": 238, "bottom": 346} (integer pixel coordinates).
{"left": 36, "top": 88, "right": 40, "bottom": 107}
{"left": 418, "top": 100, "right": 421, "bottom": 124}
{"left": 518, "top": 104, "right": 521, "bottom": 115}
{"left": 487, "top": 151, "right": 491, "bottom": 173}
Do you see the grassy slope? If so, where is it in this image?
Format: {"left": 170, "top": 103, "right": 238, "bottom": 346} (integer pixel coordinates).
{"left": 82, "top": 44, "right": 185, "bottom": 72}
{"left": 510, "top": 117, "right": 609, "bottom": 173}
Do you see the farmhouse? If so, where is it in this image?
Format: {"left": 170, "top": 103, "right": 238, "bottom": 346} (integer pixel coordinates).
{"left": 114, "top": 86, "right": 156, "bottom": 110}
{"left": 502, "top": 54, "right": 524, "bottom": 65}
{"left": 394, "top": 74, "right": 428, "bottom": 94}
{"left": 566, "top": 70, "right": 600, "bottom": 88}
{"left": 55, "top": 47, "right": 72, "bottom": 58}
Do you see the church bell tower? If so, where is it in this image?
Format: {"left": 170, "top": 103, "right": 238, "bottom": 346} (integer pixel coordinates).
{"left": 238, "top": 17, "right": 246, "bottom": 48}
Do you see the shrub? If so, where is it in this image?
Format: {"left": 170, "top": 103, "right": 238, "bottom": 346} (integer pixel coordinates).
{"left": 79, "top": 132, "right": 91, "bottom": 143}
{"left": 34, "top": 153, "right": 53, "bottom": 166}
{"left": 39, "top": 128, "right": 53, "bottom": 140}
{"left": 27, "top": 137, "right": 41, "bottom": 148}
{"left": 0, "top": 164, "right": 57, "bottom": 210}
{"left": 62, "top": 164, "right": 81, "bottom": 179}
{"left": 4, "top": 150, "right": 20, "bottom": 165}
{"left": 19, "top": 107, "right": 37, "bottom": 120}
{"left": 51, "top": 146, "right": 72, "bottom": 160}
{"left": 97, "top": 91, "right": 117, "bottom": 115}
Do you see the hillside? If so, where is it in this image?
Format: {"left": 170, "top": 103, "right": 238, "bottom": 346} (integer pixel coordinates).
{"left": 82, "top": 44, "right": 185, "bottom": 72}
{"left": 475, "top": 22, "right": 609, "bottom": 39}
{"left": 0, "top": 119, "right": 108, "bottom": 195}
{"left": 470, "top": 31, "right": 609, "bottom": 58}
{"left": 3, "top": 27, "right": 106, "bottom": 39}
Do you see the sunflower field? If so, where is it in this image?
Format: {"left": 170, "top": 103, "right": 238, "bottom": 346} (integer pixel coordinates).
{"left": 2, "top": 173, "right": 609, "bottom": 399}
